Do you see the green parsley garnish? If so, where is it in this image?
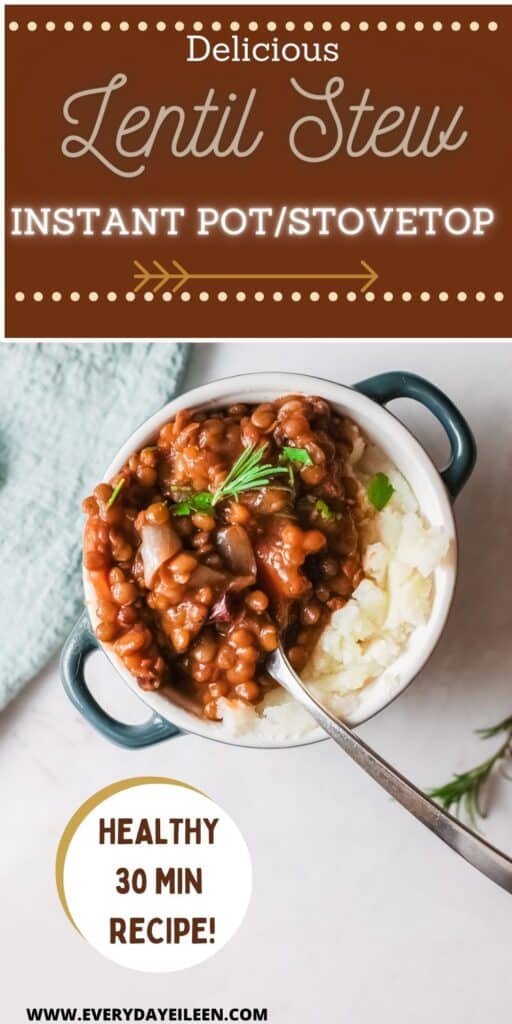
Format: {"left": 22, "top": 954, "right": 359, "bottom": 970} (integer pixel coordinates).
{"left": 172, "top": 443, "right": 288, "bottom": 516}
{"left": 173, "top": 492, "right": 215, "bottom": 516}
{"left": 106, "top": 478, "right": 125, "bottom": 509}
{"left": 281, "top": 446, "right": 314, "bottom": 467}
{"left": 315, "top": 499, "right": 334, "bottom": 521}
{"left": 367, "top": 472, "right": 394, "bottom": 510}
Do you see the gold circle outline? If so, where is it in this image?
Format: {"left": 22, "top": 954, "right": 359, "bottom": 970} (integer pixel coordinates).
{"left": 55, "top": 776, "right": 207, "bottom": 932}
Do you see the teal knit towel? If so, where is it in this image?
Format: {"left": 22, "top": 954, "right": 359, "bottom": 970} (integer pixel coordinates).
{"left": 0, "top": 342, "right": 189, "bottom": 710}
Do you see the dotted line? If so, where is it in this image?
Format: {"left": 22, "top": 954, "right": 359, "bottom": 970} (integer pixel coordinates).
{"left": 8, "top": 19, "right": 500, "bottom": 33}
{"left": 13, "top": 290, "right": 506, "bottom": 304}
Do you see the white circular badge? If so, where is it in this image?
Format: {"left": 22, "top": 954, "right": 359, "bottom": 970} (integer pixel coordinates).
{"left": 56, "top": 778, "right": 252, "bottom": 972}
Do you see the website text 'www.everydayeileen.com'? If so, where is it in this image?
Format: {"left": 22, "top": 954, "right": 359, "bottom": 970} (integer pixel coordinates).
{"left": 26, "top": 1010, "right": 268, "bottom": 1022}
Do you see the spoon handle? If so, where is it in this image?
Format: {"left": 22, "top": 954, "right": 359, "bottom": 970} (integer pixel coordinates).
{"left": 268, "top": 649, "right": 512, "bottom": 894}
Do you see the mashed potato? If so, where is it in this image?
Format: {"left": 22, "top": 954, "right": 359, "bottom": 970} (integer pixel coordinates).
{"left": 301, "top": 444, "right": 449, "bottom": 717}
{"left": 215, "top": 439, "right": 450, "bottom": 743}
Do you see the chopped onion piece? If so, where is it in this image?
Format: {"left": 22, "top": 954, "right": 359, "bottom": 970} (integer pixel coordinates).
{"left": 209, "top": 590, "right": 241, "bottom": 623}
{"left": 216, "top": 525, "right": 257, "bottom": 578}
{"left": 140, "top": 522, "right": 182, "bottom": 588}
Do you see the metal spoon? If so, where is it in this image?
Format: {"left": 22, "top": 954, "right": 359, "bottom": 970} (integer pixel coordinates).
{"left": 267, "top": 645, "right": 512, "bottom": 894}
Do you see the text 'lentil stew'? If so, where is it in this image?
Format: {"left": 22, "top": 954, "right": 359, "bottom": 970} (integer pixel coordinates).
{"left": 83, "top": 395, "right": 367, "bottom": 722}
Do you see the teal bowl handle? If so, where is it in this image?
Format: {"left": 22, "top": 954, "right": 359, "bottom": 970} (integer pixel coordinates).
{"left": 60, "top": 611, "right": 182, "bottom": 748}
{"left": 354, "top": 371, "right": 476, "bottom": 500}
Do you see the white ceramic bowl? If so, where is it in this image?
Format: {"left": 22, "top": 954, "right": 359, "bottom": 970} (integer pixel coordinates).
{"left": 63, "top": 370, "right": 475, "bottom": 750}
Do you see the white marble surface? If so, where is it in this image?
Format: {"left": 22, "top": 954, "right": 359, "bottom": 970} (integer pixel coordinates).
{"left": 2, "top": 341, "right": 512, "bottom": 1022}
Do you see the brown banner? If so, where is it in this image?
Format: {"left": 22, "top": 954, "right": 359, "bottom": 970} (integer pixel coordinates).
{"left": 5, "top": 5, "right": 511, "bottom": 338}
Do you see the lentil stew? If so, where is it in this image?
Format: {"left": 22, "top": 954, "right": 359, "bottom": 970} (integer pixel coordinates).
{"left": 83, "top": 395, "right": 366, "bottom": 722}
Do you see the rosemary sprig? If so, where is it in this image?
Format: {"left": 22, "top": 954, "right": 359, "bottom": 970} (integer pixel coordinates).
{"left": 428, "top": 716, "right": 512, "bottom": 823}
{"left": 172, "top": 443, "right": 289, "bottom": 515}
{"left": 476, "top": 715, "right": 512, "bottom": 740}
{"left": 215, "top": 442, "right": 288, "bottom": 503}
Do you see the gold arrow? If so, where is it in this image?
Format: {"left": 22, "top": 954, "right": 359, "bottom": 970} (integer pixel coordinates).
{"left": 133, "top": 259, "right": 378, "bottom": 295}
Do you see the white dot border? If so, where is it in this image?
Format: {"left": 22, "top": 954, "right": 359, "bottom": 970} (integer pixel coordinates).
{"left": 11, "top": 290, "right": 506, "bottom": 304}
{"left": 7, "top": 19, "right": 501, "bottom": 33}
